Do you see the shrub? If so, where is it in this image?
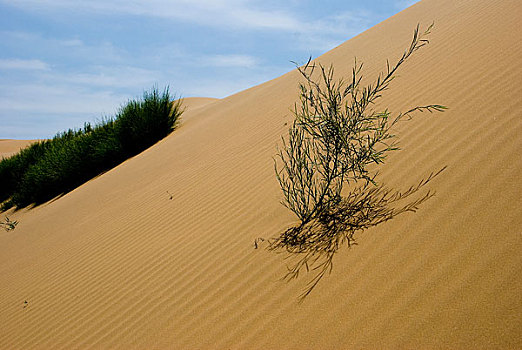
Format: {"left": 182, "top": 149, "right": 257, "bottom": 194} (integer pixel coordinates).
{"left": 268, "top": 24, "right": 446, "bottom": 300}
{"left": 0, "top": 139, "right": 52, "bottom": 204}
{"left": 117, "top": 88, "right": 182, "bottom": 157}
{"left": 1, "top": 87, "right": 183, "bottom": 210}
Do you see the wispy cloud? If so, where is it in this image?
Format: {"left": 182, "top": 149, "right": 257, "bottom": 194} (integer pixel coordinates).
{"left": 2, "top": 0, "right": 299, "bottom": 30}
{"left": 292, "top": 10, "right": 378, "bottom": 51}
{"left": 1, "top": 30, "right": 126, "bottom": 65}
{"left": 0, "top": 82, "right": 127, "bottom": 138}
{"left": 0, "top": 83, "right": 124, "bottom": 115}
{"left": 58, "top": 66, "right": 162, "bottom": 89}
{"left": 201, "top": 54, "right": 259, "bottom": 68}
{"left": 2, "top": 1, "right": 375, "bottom": 48}
{"left": 0, "top": 30, "right": 166, "bottom": 137}
{"left": 0, "top": 0, "right": 401, "bottom": 138}
{"left": 0, "top": 58, "right": 50, "bottom": 70}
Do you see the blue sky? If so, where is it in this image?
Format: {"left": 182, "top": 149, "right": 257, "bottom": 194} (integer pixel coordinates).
{"left": 0, "top": 0, "right": 418, "bottom": 139}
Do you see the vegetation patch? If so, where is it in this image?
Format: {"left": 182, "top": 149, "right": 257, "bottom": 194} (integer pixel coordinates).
{"left": 1, "top": 216, "right": 18, "bottom": 231}
{"left": 0, "top": 87, "right": 183, "bottom": 210}
{"left": 266, "top": 24, "right": 446, "bottom": 301}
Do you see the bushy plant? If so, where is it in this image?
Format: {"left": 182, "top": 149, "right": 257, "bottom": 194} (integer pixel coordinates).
{"left": 117, "top": 88, "right": 182, "bottom": 157}
{"left": 0, "top": 139, "right": 52, "bottom": 203}
{"left": 1, "top": 87, "right": 183, "bottom": 210}
{"left": 268, "top": 24, "right": 446, "bottom": 300}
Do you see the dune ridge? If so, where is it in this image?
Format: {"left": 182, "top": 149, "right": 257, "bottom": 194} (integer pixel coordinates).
{"left": 1, "top": 0, "right": 521, "bottom": 348}
{"left": 0, "top": 139, "right": 38, "bottom": 159}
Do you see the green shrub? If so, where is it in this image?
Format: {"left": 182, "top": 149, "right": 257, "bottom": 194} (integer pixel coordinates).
{"left": 117, "top": 88, "right": 182, "bottom": 157}
{"left": 1, "top": 87, "right": 183, "bottom": 210}
{"left": 268, "top": 24, "right": 446, "bottom": 300}
{"left": 0, "top": 139, "right": 52, "bottom": 203}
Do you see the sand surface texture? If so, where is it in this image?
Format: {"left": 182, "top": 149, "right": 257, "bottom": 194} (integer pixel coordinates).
{"left": 0, "top": 139, "right": 38, "bottom": 159}
{"left": 1, "top": 0, "right": 521, "bottom": 348}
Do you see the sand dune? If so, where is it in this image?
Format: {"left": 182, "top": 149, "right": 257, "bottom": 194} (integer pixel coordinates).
{"left": 181, "top": 96, "right": 219, "bottom": 109}
{"left": 1, "top": 0, "right": 521, "bottom": 348}
{"left": 0, "top": 139, "right": 38, "bottom": 159}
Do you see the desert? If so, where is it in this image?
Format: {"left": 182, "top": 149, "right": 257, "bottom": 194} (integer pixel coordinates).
{"left": 0, "top": 0, "right": 521, "bottom": 348}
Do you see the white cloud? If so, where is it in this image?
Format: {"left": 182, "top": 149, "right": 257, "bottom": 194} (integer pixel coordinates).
{"left": 0, "top": 83, "right": 125, "bottom": 115}
{"left": 1, "top": 31, "right": 126, "bottom": 65}
{"left": 1, "top": 1, "right": 384, "bottom": 54}
{"left": 0, "top": 82, "right": 127, "bottom": 138}
{"left": 0, "top": 58, "right": 50, "bottom": 70}
{"left": 60, "top": 66, "right": 162, "bottom": 88}
{"left": 227, "top": 6, "right": 300, "bottom": 31}
{"left": 287, "top": 10, "right": 378, "bottom": 52}
{"left": 201, "top": 54, "right": 259, "bottom": 68}
{"left": 2, "top": 0, "right": 369, "bottom": 38}
{"left": 1, "top": 0, "right": 299, "bottom": 31}
{"left": 0, "top": 0, "right": 393, "bottom": 138}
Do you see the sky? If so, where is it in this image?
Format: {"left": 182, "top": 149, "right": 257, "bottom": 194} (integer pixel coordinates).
{"left": 0, "top": 0, "right": 418, "bottom": 139}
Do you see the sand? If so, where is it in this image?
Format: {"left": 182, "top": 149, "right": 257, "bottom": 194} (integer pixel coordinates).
{"left": 0, "top": 139, "right": 38, "bottom": 159}
{"left": 0, "top": 0, "right": 521, "bottom": 348}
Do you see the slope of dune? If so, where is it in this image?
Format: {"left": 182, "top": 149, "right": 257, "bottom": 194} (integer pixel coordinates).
{"left": 1, "top": 0, "right": 521, "bottom": 348}
{"left": 177, "top": 96, "right": 219, "bottom": 124}
{"left": 0, "top": 139, "right": 38, "bottom": 159}
{"left": 180, "top": 96, "right": 219, "bottom": 114}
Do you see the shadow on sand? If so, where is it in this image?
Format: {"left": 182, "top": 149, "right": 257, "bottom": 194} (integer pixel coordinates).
{"left": 265, "top": 167, "right": 445, "bottom": 301}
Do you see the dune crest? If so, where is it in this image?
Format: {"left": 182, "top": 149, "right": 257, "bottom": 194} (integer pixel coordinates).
{"left": 0, "top": 139, "right": 38, "bottom": 159}
{"left": 1, "top": 0, "right": 521, "bottom": 348}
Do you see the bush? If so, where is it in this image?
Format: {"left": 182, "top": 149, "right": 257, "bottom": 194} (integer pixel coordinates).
{"left": 0, "top": 139, "right": 52, "bottom": 203}
{"left": 268, "top": 24, "right": 446, "bottom": 300}
{"left": 1, "top": 87, "right": 183, "bottom": 210}
{"left": 117, "top": 88, "right": 182, "bottom": 157}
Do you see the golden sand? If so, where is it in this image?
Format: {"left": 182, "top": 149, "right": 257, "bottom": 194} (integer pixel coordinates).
{"left": 1, "top": 0, "right": 520, "bottom": 348}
